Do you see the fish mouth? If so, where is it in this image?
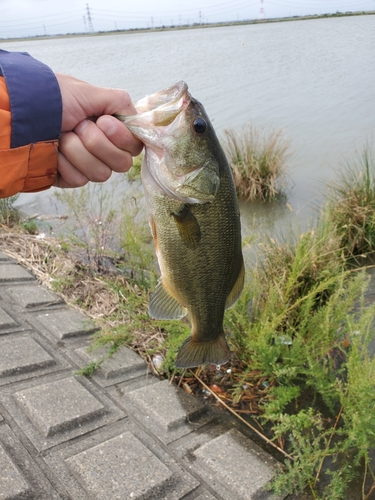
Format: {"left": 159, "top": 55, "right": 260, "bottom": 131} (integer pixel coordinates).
{"left": 133, "top": 81, "right": 188, "bottom": 114}
{"left": 117, "top": 81, "right": 190, "bottom": 136}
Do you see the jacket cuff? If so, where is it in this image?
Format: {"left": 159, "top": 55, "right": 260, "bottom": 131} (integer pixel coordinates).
{"left": 0, "top": 141, "right": 58, "bottom": 198}
{"left": 0, "top": 50, "right": 62, "bottom": 148}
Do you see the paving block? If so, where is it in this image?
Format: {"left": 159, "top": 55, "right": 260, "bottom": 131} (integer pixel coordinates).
{"left": 35, "top": 309, "right": 97, "bottom": 340}
{"left": 0, "top": 251, "right": 10, "bottom": 261}
{"left": 0, "top": 306, "right": 17, "bottom": 331}
{"left": 195, "top": 493, "right": 219, "bottom": 500}
{"left": 193, "top": 429, "right": 285, "bottom": 500}
{"left": 66, "top": 431, "right": 173, "bottom": 499}
{"left": 124, "top": 379, "right": 211, "bottom": 444}
{"left": 3, "top": 374, "right": 125, "bottom": 451}
{"left": 73, "top": 345, "right": 147, "bottom": 386}
{"left": 0, "top": 424, "right": 61, "bottom": 499}
{"left": 0, "top": 335, "right": 55, "bottom": 378}
{"left": 14, "top": 377, "right": 105, "bottom": 437}
{"left": 7, "top": 285, "right": 63, "bottom": 308}
{"left": 0, "top": 264, "right": 34, "bottom": 282}
{"left": 0, "top": 443, "right": 32, "bottom": 499}
{"left": 45, "top": 420, "right": 199, "bottom": 500}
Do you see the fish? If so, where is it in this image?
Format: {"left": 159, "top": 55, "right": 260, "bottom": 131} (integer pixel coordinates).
{"left": 117, "top": 81, "right": 244, "bottom": 368}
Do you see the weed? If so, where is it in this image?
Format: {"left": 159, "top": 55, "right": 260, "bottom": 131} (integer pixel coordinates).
{"left": 127, "top": 152, "right": 143, "bottom": 182}
{"left": 224, "top": 218, "right": 375, "bottom": 498}
{"left": 75, "top": 361, "right": 103, "bottom": 377}
{"left": 119, "top": 210, "right": 156, "bottom": 288}
{"left": 54, "top": 181, "right": 122, "bottom": 272}
{"left": 324, "top": 145, "right": 375, "bottom": 259}
{"left": 222, "top": 124, "right": 290, "bottom": 201}
{"left": 0, "top": 195, "right": 21, "bottom": 226}
{"left": 22, "top": 219, "right": 38, "bottom": 235}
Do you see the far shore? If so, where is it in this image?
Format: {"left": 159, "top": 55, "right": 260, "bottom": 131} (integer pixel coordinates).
{"left": 1, "top": 10, "right": 375, "bottom": 43}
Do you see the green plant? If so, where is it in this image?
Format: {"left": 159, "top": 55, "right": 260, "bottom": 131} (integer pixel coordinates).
{"left": 55, "top": 183, "right": 120, "bottom": 272}
{"left": 222, "top": 124, "right": 290, "bottom": 201}
{"left": 224, "top": 217, "right": 375, "bottom": 498}
{"left": 0, "top": 194, "right": 21, "bottom": 226}
{"left": 324, "top": 145, "right": 375, "bottom": 259}
{"left": 22, "top": 219, "right": 38, "bottom": 235}
{"left": 127, "top": 152, "right": 143, "bottom": 182}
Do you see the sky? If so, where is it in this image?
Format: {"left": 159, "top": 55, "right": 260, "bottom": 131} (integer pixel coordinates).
{"left": 0, "top": 0, "right": 374, "bottom": 38}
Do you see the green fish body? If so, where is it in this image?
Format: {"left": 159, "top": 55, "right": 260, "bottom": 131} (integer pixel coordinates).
{"left": 118, "top": 82, "right": 244, "bottom": 368}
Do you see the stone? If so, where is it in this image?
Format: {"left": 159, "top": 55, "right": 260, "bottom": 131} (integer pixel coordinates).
{"left": 65, "top": 431, "right": 173, "bottom": 500}
{"left": 0, "top": 443, "right": 32, "bottom": 499}
{"left": 0, "top": 264, "right": 34, "bottom": 282}
{"left": 0, "top": 252, "right": 10, "bottom": 261}
{"left": 193, "top": 429, "right": 284, "bottom": 500}
{"left": 36, "top": 309, "right": 97, "bottom": 340}
{"left": 7, "top": 285, "right": 62, "bottom": 308}
{"left": 0, "top": 307, "right": 16, "bottom": 330}
{"left": 14, "top": 377, "right": 105, "bottom": 437}
{"left": 0, "top": 335, "right": 55, "bottom": 377}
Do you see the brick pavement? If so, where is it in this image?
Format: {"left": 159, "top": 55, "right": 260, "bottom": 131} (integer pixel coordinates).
{"left": 0, "top": 250, "right": 289, "bottom": 500}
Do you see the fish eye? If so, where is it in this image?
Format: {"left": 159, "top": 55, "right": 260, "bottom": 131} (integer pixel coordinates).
{"left": 192, "top": 117, "right": 207, "bottom": 134}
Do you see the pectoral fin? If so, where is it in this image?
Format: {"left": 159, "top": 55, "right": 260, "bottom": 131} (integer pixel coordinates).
{"left": 171, "top": 205, "right": 201, "bottom": 249}
{"left": 149, "top": 279, "right": 187, "bottom": 320}
{"left": 225, "top": 257, "right": 245, "bottom": 310}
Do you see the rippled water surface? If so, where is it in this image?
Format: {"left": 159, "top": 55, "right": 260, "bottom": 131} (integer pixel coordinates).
{"left": 4, "top": 15, "right": 375, "bottom": 237}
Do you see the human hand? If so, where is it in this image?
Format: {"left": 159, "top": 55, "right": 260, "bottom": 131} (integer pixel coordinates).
{"left": 55, "top": 74, "right": 143, "bottom": 188}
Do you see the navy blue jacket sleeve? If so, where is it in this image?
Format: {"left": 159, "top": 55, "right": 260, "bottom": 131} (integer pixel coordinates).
{"left": 0, "top": 49, "right": 62, "bottom": 148}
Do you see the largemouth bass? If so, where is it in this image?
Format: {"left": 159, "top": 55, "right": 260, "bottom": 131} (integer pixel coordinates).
{"left": 118, "top": 81, "right": 244, "bottom": 368}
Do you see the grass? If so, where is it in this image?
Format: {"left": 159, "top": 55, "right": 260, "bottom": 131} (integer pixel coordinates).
{"left": 0, "top": 194, "right": 21, "bottom": 226}
{"left": 221, "top": 124, "right": 290, "bottom": 201}
{"left": 323, "top": 146, "right": 375, "bottom": 260}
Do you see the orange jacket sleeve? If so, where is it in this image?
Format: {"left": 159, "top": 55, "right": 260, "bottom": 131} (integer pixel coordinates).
{"left": 0, "top": 50, "right": 62, "bottom": 198}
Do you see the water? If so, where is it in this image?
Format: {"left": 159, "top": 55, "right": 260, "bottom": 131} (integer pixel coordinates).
{"left": 3, "top": 15, "right": 375, "bottom": 237}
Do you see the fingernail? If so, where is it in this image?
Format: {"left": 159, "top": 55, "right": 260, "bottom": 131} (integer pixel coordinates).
{"left": 98, "top": 116, "right": 117, "bottom": 136}
{"left": 74, "top": 119, "right": 90, "bottom": 134}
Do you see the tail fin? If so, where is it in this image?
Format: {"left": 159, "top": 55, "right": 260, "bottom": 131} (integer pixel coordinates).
{"left": 175, "top": 333, "right": 231, "bottom": 368}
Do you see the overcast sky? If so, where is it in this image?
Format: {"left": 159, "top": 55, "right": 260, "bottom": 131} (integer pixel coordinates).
{"left": 0, "top": 0, "right": 374, "bottom": 38}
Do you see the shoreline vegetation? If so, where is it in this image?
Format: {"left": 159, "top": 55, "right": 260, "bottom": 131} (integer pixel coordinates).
{"left": 2, "top": 131, "right": 375, "bottom": 498}
{"left": 1, "top": 10, "right": 374, "bottom": 42}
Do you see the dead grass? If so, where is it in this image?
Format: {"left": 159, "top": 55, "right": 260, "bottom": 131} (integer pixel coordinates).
{"left": 0, "top": 227, "right": 165, "bottom": 365}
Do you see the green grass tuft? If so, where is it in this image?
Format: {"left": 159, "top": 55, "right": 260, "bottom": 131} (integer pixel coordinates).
{"left": 222, "top": 124, "right": 290, "bottom": 201}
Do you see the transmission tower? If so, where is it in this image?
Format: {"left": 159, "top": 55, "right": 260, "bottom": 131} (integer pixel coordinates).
{"left": 259, "top": 0, "right": 265, "bottom": 20}
{"left": 86, "top": 3, "right": 94, "bottom": 32}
